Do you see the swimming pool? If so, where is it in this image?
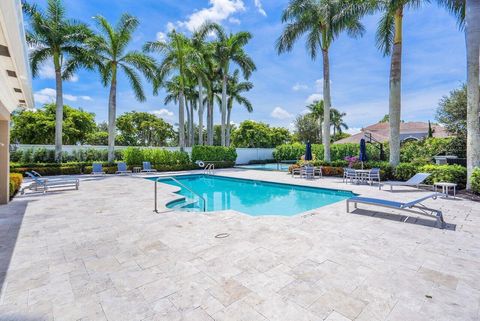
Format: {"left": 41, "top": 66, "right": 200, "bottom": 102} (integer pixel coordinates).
{"left": 150, "top": 174, "right": 355, "bottom": 216}
{"left": 235, "top": 163, "right": 290, "bottom": 171}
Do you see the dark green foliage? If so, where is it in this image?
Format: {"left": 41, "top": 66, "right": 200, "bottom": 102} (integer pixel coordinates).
{"left": 191, "top": 146, "right": 237, "bottom": 162}
{"left": 471, "top": 168, "right": 480, "bottom": 194}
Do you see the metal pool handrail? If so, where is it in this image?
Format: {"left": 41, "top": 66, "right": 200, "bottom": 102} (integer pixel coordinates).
{"left": 204, "top": 163, "right": 215, "bottom": 175}
{"left": 154, "top": 176, "right": 206, "bottom": 213}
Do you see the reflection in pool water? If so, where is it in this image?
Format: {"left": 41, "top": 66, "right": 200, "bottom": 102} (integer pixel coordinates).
{"left": 150, "top": 174, "right": 354, "bottom": 216}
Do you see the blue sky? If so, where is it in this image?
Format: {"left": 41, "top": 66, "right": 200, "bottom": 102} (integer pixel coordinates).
{"left": 29, "top": 0, "right": 466, "bottom": 134}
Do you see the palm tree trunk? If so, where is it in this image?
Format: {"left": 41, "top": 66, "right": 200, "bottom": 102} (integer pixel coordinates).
{"left": 107, "top": 65, "right": 117, "bottom": 163}
{"left": 389, "top": 7, "right": 403, "bottom": 166}
{"left": 322, "top": 48, "right": 331, "bottom": 162}
{"left": 465, "top": 0, "right": 480, "bottom": 190}
{"left": 226, "top": 103, "right": 232, "bottom": 147}
{"left": 179, "top": 90, "right": 186, "bottom": 149}
{"left": 185, "top": 100, "right": 191, "bottom": 147}
{"left": 189, "top": 100, "right": 194, "bottom": 146}
{"left": 54, "top": 54, "right": 63, "bottom": 162}
{"left": 207, "top": 96, "right": 214, "bottom": 145}
{"left": 221, "top": 73, "right": 227, "bottom": 146}
{"left": 198, "top": 79, "right": 204, "bottom": 145}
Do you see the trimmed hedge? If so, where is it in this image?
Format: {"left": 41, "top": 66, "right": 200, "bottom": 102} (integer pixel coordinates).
{"left": 471, "top": 167, "right": 480, "bottom": 194}
{"left": 191, "top": 146, "right": 237, "bottom": 163}
{"left": 123, "top": 147, "right": 190, "bottom": 167}
{"left": 9, "top": 173, "right": 23, "bottom": 198}
{"left": 274, "top": 143, "right": 384, "bottom": 162}
{"left": 420, "top": 164, "right": 467, "bottom": 189}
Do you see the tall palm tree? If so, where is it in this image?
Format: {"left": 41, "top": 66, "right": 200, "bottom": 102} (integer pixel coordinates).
{"left": 307, "top": 100, "right": 324, "bottom": 143}
{"left": 88, "top": 14, "right": 156, "bottom": 162}
{"left": 277, "top": 0, "right": 366, "bottom": 162}
{"left": 204, "top": 51, "right": 222, "bottom": 145}
{"left": 440, "top": 0, "right": 478, "bottom": 190}
{"left": 216, "top": 70, "right": 254, "bottom": 146}
{"left": 330, "top": 108, "right": 348, "bottom": 135}
{"left": 23, "top": 0, "right": 92, "bottom": 161}
{"left": 145, "top": 30, "right": 197, "bottom": 149}
{"left": 198, "top": 23, "right": 256, "bottom": 146}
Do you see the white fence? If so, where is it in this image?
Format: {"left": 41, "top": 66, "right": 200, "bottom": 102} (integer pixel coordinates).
{"left": 14, "top": 144, "right": 275, "bottom": 165}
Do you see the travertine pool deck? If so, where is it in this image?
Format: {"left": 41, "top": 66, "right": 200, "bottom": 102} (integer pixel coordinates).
{"left": 0, "top": 169, "right": 479, "bottom": 321}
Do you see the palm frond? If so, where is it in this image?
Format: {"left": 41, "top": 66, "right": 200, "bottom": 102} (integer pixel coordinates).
{"left": 121, "top": 64, "right": 146, "bottom": 102}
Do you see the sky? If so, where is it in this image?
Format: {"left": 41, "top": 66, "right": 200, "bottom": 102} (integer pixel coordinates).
{"left": 28, "top": 0, "right": 466, "bottom": 135}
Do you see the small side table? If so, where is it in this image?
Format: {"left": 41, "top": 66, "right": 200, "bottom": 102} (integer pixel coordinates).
{"left": 434, "top": 182, "right": 457, "bottom": 198}
{"left": 133, "top": 166, "right": 142, "bottom": 175}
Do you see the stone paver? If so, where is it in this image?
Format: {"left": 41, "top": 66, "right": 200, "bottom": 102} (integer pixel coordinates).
{"left": 0, "top": 169, "right": 479, "bottom": 320}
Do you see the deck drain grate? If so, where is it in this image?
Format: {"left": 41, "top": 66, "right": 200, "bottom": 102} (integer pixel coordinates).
{"left": 215, "top": 233, "right": 230, "bottom": 239}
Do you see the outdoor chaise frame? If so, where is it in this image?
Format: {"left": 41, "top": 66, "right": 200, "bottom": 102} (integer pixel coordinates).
{"left": 142, "top": 162, "right": 157, "bottom": 173}
{"left": 22, "top": 172, "right": 80, "bottom": 194}
{"left": 346, "top": 193, "right": 445, "bottom": 228}
{"left": 116, "top": 162, "right": 132, "bottom": 175}
{"left": 380, "top": 173, "right": 431, "bottom": 191}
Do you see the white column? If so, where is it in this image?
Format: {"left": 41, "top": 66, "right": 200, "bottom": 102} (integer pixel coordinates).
{"left": 0, "top": 119, "right": 10, "bottom": 204}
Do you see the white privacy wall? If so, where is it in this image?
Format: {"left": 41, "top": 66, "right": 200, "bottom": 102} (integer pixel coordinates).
{"left": 14, "top": 145, "right": 275, "bottom": 165}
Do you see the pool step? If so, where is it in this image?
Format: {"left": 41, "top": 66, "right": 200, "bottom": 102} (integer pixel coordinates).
{"left": 169, "top": 198, "right": 202, "bottom": 211}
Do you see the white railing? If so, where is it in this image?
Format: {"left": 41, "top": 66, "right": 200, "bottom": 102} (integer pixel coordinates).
{"left": 154, "top": 176, "right": 206, "bottom": 213}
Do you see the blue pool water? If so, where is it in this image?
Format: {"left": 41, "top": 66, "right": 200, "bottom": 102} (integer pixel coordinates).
{"left": 150, "top": 174, "right": 355, "bottom": 216}
{"left": 235, "top": 163, "right": 290, "bottom": 171}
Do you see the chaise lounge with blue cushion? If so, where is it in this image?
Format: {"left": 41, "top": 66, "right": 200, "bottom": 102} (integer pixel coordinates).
{"left": 346, "top": 193, "right": 445, "bottom": 228}
{"left": 116, "top": 162, "right": 132, "bottom": 175}
{"left": 92, "top": 163, "right": 106, "bottom": 175}
{"left": 141, "top": 161, "right": 157, "bottom": 173}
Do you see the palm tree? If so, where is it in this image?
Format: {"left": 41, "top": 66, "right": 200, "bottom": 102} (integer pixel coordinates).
{"left": 145, "top": 30, "right": 197, "bottom": 149}
{"left": 307, "top": 100, "right": 324, "bottom": 143}
{"left": 217, "top": 70, "right": 253, "bottom": 146}
{"left": 204, "top": 51, "right": 222, "bottom": 145}
{"left": 198, "top": 23, "right": 256, "bottom": 146}
{"left": 277, "top": 0, "right": 366, "bottom": 162}
{"left": 23, "top": 0, "right": 92, "bottom": 161}
{"left": 439, "top": 0, "right": 478, "bottom": 190}
{"left": 88, "top": 14, "right": 156, "bottom": 162}
{"left": 330, "top": 108, "right": 348, "bottom": 135}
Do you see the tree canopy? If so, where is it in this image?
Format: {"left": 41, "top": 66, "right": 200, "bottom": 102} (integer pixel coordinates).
{"left": 436, "top": 84, "right": 467, "bottom": 138}
{"left": 116, "top": 111, "right": 175, "bottom": 146}
{"left": 230, "top": 120, "right": 291, "bottom": 148}
{"left": 11, "top": 104, "right": 96, "bottom": 145}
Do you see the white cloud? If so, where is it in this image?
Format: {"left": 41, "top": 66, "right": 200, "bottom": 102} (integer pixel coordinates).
{"left": 305, "top": 93, "right": 323, "bottom": 104}
{"left": 166, "top": 22, "right": 175, "bottom": 32}
{"left": 156, "top": 31, "right": 167, "bottom": 42}
{"left": 38, "top": 62, "right": 55, "bottom": 79}
{"left": 229, "top": 17, "right": 241, "bottom": 24}
{"left": 37, "top": 61, "right": 78, "bottom": 82}
{"left": 254, "top": 0, "right": 267, "bottom": 16}
{"left": 63, "top": 94, "right": 78, "bottom": 102}
{"left": 34, "top": 88, "right": 92, "bottom": 105}
{"left": 271, "top": 106, "right": 293, "bottom": 120}
{"left": 292, "top": 83, "right": 308, "bottom": 91}
{"left": 176, "top": 0, "right": 246, "bottom": 32}
{"left": 152, "top": 108, "right": 174, "bottom": 118}
{"left": 345, "top": 127, "right": 362, "bottom": 135}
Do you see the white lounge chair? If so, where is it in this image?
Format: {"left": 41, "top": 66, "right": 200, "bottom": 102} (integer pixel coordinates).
{"left": 380, "top": 173, "right": 431, "bottom": 191}
{"left": 92, "top": 163, "right": 106, "bottom": 175}
{"left": 116, "top": 162, "right": 132, "bottom": 175}
{"left": 346, "top": 193, "right": 445, "bottom": 228}
{"left": 22, "top": 172, "right": 79, "bottom": 194}
{"left": 142, "top": 161, "right": 157, "bottom": 173}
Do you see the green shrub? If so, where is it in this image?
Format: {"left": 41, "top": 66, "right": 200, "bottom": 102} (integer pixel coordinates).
{"left": 10, "top": 148, "right": 123, "bottom": 163}
{"left": 471, "top": 167, "right": 480, "bottom": 194}
{"left": 394, "top": 163, "right": 419, "bottom": 181}
{"left": 9, "top": 173, "right": 23, "bottom": 197}
{"left": 123, "top": 147, "right": 191, "bottom": 167}
{"left": 274, "top": 142, "right": 384, "bottom": 162}
{"left": 273, "top": 143, "right": 305, "bottom": 160}
{"left": 400, "top": 138, "right": 457, "bottom": 163}
{"left": 191, "top": 146, "right": 237, "bottom": 163}
{"left": 420, "top": 164, "right": 467, "bottom": 189}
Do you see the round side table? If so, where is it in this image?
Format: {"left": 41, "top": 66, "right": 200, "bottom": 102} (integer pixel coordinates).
{"left": 434, "top": 182, "right": 457, "bottom": 199}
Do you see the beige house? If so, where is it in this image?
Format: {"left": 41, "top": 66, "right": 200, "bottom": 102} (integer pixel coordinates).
{"left": 0, "top": 0, "right": 33, "bottom": 204}
{"left": 334, "top": 121, "right": 450, "bottom": 145}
